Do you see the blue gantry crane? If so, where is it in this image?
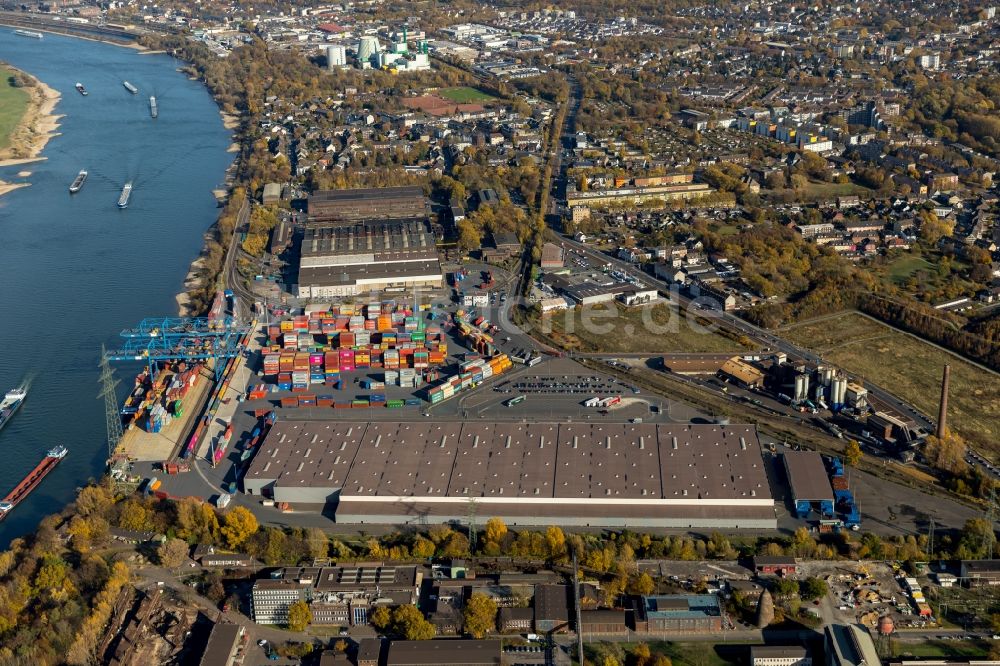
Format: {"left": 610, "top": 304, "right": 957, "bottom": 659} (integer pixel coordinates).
{"left": 105, "top": 316, "right": 251, "bottom": 380}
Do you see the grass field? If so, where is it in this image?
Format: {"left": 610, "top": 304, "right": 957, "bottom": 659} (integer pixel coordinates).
{"left": 0, "top": 67, "right": 30, "bottom": 151}
{"left": 533, "top": 302, "right": 750, "bottom": 354}
{"left": 587, "top": 641, "right": 742, "bottom": 666}
{"left": 886, "top": 254, "right": 935, "bottom": 284}
{"left": 783, "top": 312, "right": 1000, "bottom": 453}
{"left": 438, "top": 86, "right": 497, "bottom": 103}
{"left": 768, "top": 180, "right": 872, "bottom": 202}
{"left": 896, "top": 639, "right": 991, "bottom": 658}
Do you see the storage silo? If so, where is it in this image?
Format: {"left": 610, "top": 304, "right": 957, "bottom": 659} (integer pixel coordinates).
{"left": 327, "top": 44, "right": 346, "bottom": 69}
{"left": 794, "top": 374, "right": 809, "bottom": 402}
{"left": 832, "top": 378, "right": 847, "bottom": 410}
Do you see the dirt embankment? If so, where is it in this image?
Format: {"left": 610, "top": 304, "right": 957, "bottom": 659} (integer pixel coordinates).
{"left": 0, "top": 69, "right": 62, "bottom": 168}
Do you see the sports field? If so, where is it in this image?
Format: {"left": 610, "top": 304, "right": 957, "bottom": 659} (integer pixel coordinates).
{"left": 0, "top": 66, "right": 30, "bottom": 151}
{"left": 783, "top": 312, "right": 1000, "bottom": 454}
{"left": 438, "top": 86, "right": 496, "bottom": 103}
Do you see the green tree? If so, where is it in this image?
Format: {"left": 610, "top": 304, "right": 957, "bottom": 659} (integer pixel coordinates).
{"left": 773, "top": 578, "right": 799, "bottom": 598}
{"left": 799, "top": 577, "right": 828, "bottom": 601}
{"left": 220, "top": 506, "right": 259, "bottom": 549}
{"left": 287, "top": 600, "right": 313, "bottom": 632}
{"left": 844, "top": 440, "right": 862, "bottom": 467}
{"left": 463, "top": 593, "right": 498, "bottom": 638}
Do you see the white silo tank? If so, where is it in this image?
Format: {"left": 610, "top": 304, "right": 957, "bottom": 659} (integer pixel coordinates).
{"left": 794, "top": 374, "right": 807, "bottom": 402}
{"left": 327, "top": 44, "right": 346, "bottom": 69}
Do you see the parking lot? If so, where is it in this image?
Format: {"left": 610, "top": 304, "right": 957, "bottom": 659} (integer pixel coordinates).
{"left": 495, "top": 373, "right": 640, "bottom": 396}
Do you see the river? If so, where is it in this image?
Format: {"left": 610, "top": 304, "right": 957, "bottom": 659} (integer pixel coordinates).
{"left": 0, "top": 30, "right": 233, "bottom": 543}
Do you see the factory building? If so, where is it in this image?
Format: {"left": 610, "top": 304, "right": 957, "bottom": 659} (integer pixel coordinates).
{"left": 297, "top": 220, "right": 443, "bottom": 298}
{"left": 251, "top": 564, "right": 421, "bottom": 625}
{"left": 719, "top": 357, "right": 765, "bottom": 389}
{"left": 243, "top": 421, "right": 777, "bottom": 529}
{"left": 960, "top": 560, "right": 1000, "bottom": 586}
{"left": 308, "top": 186, "right": 429, "bottom": 224}
{"left": 782, "top": 451, "right": 835, "bottom": 518}
{"left": 632, "top": 594, "right": 724, "bottom": 634}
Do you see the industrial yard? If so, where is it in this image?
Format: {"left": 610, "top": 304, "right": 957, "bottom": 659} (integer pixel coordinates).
{"left": 781, "top": 312, "right": 1000, "bottom": 454}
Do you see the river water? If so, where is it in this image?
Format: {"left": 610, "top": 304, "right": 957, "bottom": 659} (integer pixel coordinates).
{"left": 0, "top": 31, "right": 232, "bottom": 543}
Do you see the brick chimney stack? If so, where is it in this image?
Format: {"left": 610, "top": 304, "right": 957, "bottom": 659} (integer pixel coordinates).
{"left": 936, "top": 364, "right": 950, "bottom": 439}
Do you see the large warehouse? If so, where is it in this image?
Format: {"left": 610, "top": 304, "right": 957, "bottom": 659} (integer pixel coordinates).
{"left": 297, "top": 220, "right": 443, "bottom": 298}
{"left": 308, "top": 186, "right": 429, "bottom": 223}
{"left": 243, "top": 421, "right": 777, "bottom": 529}
{"left": 782, "top": 450, "right": 834, "bottom": 517}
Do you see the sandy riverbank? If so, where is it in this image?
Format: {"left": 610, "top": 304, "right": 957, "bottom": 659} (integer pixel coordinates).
{"left": 220, "top": 112, "right": 240, "bottom": 130}
{"left": 176, "top": 229, "right": 217, "bottom": 316}
{"left": 0, "top": 72, "right": 62, "bottom": 170}
{"left": 0, "top": 180, "right": 30, "bottom": 197}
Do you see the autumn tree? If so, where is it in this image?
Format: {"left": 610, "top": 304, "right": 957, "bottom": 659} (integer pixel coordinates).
{"left": 287, "top": 600, "right": 313, "bottom": 632}
{"left": 176, "top": 497, "right": 221, "bottom": 544}
{"left": 484, "top": 517, "right": 508, "bottom": 545}
{"left": 116, "top": 499, "right": 151, "bottom": 531}
{"left": 411, "top": 536, "right": 435, "bottom": 559}
{"left": 844, "top": 440, "right": 862, "bottom": 467}
{"left": 918, "top": 209, "right": 954, "bottom": 245}
{"left": 370, "top": 605, "right": 392, "bottom": 630}
{"left": 75, "top": 484, "right": 114, "bottom": 518}
{"left": 924, "top": 431, "right": 968, "bottom": 475}
{"left": 545, "top": 526, "right": 567, "bottom": 561}
{"left": 463, "top": 593, "right": 498, "bottom": 638}
{"left": 158, "top": 538, "right": 191, "bottom": 568}
{"left": 390, "top": 605, "right": 436, "bottom": 640}
{"left": 305, "top": 527, "right": 329, "bottom": 560}
{"left": 628, "top": 572, "right": 656, "bottom": 596}
{"left": 220, "top": 506, "right": 259, "bottom": 549}
{"left": 457, "top": 219, "right": 481, "bottom": 251}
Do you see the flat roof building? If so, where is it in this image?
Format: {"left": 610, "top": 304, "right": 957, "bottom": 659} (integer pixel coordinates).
{"left": 960, "top": 560, "right": 1000, "bottom": 586}
{"left": 297, "top": 220, "right": 443, "bottom": 298}
{"left": 308, "top": 186, "right": 428, "bottom": 223}
{"left": 251, "top": 565, "right": 422, "bottom": 626}
{"left": 633, "top": 594, "right": 724, "bottom": 634}
{"left": 198, "top": 623, "right": 245, "bottom": 666}
{"left": 387, "top": 640, "right": 502, "bottom": 666}
{"left": 540, "top": 243, "right": 564, "bottom": 269}
{"left": 782, "top": 450, "right": 834, "bottom": 517}
{"left": 750, "top": 645, "right": 811, "bottom": 666}
{"left": 243, "top": 421, "right": 776, "bottom": 529}
{"left": 824, "top": 624, "right": 880, "bottom": 666}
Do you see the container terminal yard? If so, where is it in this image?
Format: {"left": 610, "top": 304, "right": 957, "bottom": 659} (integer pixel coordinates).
{"left": 97, "top": 280, "right": 983, "bottom": 539}
{"left": 93, "top": 186, "right": 981, "bottom": 540}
